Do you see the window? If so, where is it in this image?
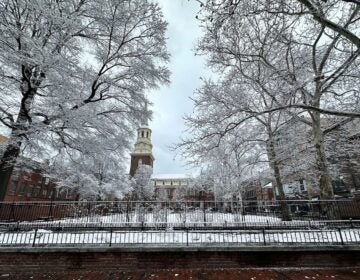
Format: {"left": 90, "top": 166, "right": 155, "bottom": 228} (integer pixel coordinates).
{"left": 141, "top": 131, "right": 144, "bottom": 137}
{"left": 34, "top": 186, "right": 41, "bottom": 197}
{"left": 18, "top": 184, "right": 25, "bottom": 195}
{"left": 42, "top": 187, "right": 48, "bottom": 196}
{"left": 27, "top": 185, "right": 34, "bottom": 197}
{"left": 47, "top": 189, "right": 53, "bottom": 199}
{"left": 66, "top": 190, "right": 71, "bottom": 199}
{"left": 299, "top": 179, "right": 305, "bottom": 191}
{"left": 146, "top": 132, "right": 149, "bottom": 138}
{"left": 41, "top": 177, "right": 46, "bottom": 187}
{"left": 9, "top": 181, "right": 18, "bottom": 193}
{"left": 13, "top": 168, "right": 22, "bottom": 178}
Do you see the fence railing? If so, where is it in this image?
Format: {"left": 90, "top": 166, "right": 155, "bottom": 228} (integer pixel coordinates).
{"left": 0, "top": 227, "right": 359, "bottom": 248}
{"left": 0, "top": 200, "right": 359, "bottom": 247}
{"left": 0, "top": 199, "right": 359, "bottom": 227}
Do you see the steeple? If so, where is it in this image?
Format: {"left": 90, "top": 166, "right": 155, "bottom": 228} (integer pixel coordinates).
{"left": 129, "top": 105, "right": 155, "bottom": 176}
{"left": 133, "top": 126, "right": 153, "bottom": 155}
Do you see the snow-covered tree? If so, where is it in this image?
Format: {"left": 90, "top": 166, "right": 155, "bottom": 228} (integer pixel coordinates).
{"left": 194, "top": 0, "right": 360, "bottom": 48}
{"left": 0, "top": 0, "right": 170, "bottom": 199}
{"left": 131, "top": 164, "right": 154, "bottom": 200}
{"left": 172, "top": 187, "right": 187, "bottom": 202}
{"left": 192, "top": 0, "right": 360, "bottom": 199}
{"left": 51, "top": 152, "right": 131, "bottom": 201}
{"left": 176, "top": 73, "right": 295, "bottom": 218}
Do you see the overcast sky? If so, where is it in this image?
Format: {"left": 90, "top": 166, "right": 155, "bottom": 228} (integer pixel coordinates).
{"left": 146, "top": 0, "right": 209, "bottom": 175}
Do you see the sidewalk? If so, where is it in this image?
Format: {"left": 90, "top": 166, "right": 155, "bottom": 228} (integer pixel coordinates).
{"left": 1, "top": 268, "right": 359, "bottom": 280}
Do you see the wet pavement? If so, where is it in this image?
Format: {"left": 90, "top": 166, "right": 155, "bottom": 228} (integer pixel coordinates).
{"left": 0, "top": 268, "right": 359, "bottom": 280}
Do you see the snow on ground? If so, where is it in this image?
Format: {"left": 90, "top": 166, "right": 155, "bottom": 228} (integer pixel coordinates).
{"left": 15, "top": 212, "right": 285, "bottom": 227}
{"left": 1, "top": 211, "right": 358, "bottom": 247}
{"left": 4, "top": 211, "right": 355, "bottom": 231}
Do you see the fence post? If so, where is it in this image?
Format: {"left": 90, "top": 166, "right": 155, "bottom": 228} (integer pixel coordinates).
{"left": 32, "top": 229, "right": 38, "bottom": 247}
{"left": 338, "top": 228, "right": 344, "bottom": 245}
{"left": 48, "top": 200, "right": 53, "bottom": 220}
{"left": 86, "top": 202, "right": 91, "bottom": 223}
{"left": 109, "top": 229, "right": 113, "bottom": 247}
{"left": 126, "top": 200, "right": 130, "bottom": 224}
{"left": 186, "top": 227, "right": 189, "bottom": 247}
{"left": 9, "top": 202, "right": 15, "bottom": 221}
{"left": 262, "top": 228, "right": 266, "bottom": 245}
{"left": 165, "top": 201, "right": 168, "bottom": 227}
{"left": 203, "top": 200, "right": 206, "bottom": 226}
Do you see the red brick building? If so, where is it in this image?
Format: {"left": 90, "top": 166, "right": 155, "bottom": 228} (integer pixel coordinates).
{"left": 1, "top": 135, "right": 76, "bottom": 202}
{"left": 4, "top": 163, "right": 76, "bottom": 202}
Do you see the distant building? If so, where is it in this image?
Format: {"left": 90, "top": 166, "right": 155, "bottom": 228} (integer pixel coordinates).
{"left": 272, "top": 118, "right": 360, "bottom": 199}
{"left": 242, "top": 176, "right": 275, "bottom": 203}
{"left": 152, "top": 174, "right": 191, "bottom": 200}
{"left": 129, "top": 125, "right": 196, "bottom": 201}
{"left": 4, "top": 162, "right": 76, "bottom": 202}
{"left": 0, "top": 134, "right": 76, "bottom": 202}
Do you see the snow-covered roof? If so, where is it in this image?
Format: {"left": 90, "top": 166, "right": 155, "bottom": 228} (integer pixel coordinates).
{"left": 263, "top": 182, "right": 273, "bottom": 188}
{"left": 151, "top": 174, "right": 191, "bottom": 180}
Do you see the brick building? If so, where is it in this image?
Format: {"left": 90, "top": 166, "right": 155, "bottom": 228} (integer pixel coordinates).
{"left": 152, "top": 174, "right": 190, "bottom": 200}
{"left": 271, "top": 118, "right": 360, "bottom": 199}
{"left": 4, "top": 161, "right": 76, "bottom": 202}
{"left": 0, "top": 135, "right": 76, "bottom": 202}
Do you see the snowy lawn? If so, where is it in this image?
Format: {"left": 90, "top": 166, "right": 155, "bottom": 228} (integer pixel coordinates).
{"left": 4, "top": 211, "right": 357, "bottom": 231}
{"left": 10, "top": 212, "right": 320, "bottom": 228}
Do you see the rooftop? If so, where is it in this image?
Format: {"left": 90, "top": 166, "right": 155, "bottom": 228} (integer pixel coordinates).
{"left": 151, "top": 174, "right": 191, "bottom": 180}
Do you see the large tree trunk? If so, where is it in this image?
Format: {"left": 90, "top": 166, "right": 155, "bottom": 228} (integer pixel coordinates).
{"left": 312, "top": 113, "right": 334, "bottom": 199}
{"left": 0, "top": 69, "right": 37, "bottom": 200}
{"left": 311, "top": 112, "right": 336, "bottom": 220}
{"left": 0, "top": 142, "right": 21, "bottom": 200}
{"left": 268, "top": 133, "right": 291, "bottom": 221}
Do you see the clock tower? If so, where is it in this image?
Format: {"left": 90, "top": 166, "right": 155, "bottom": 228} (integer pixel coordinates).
{"left": 129, "top": 125, "right": 154, "bottom": 177}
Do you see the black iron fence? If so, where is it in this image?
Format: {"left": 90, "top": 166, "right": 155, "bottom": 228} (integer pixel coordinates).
{"left": 0, "top": 199, "right": 359, "bottom": 227}
{"left": 0, "top": 227, "right": 359, "bottom": 247}
{"left": 0, "top": 200, "right": 359, "bottom": 247}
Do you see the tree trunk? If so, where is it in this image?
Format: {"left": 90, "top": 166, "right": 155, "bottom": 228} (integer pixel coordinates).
{"left": 312, "top": 113, "right": 334, "bottom": 199}
{"left": 311, "top": 113, "right": 336, "bottom": 219}
{"left": 0, "top": 143, "right": 21, "bottom": 200}
{"left": 268, "top": 134, "right": 291, "bottom": 221}
{"left": 0, "top": 73, "right": 37, "bottom": 200}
